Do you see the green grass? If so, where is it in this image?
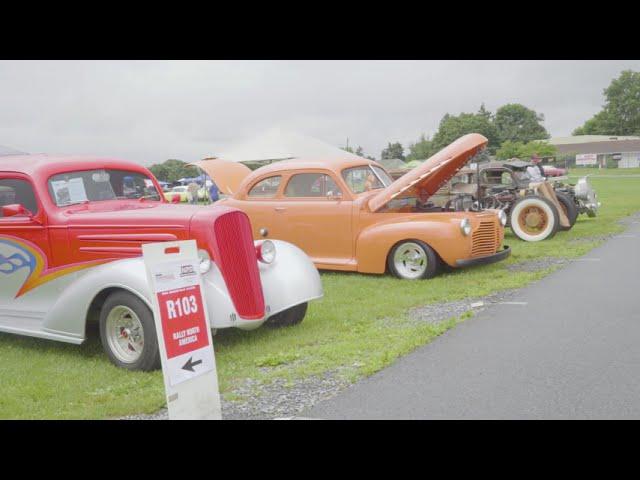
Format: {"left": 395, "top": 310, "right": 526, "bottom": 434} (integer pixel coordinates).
{"left": 2, "top": 169, "right": 640, "bottom": 419}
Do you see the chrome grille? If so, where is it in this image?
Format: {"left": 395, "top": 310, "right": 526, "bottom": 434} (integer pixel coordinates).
{"left": 471, "top": 220, "right": 498, "bottom": 257}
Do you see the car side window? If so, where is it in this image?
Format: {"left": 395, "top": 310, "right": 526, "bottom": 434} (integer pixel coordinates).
{"left": 248, "top": 176, "right": 282, "bottom": 198}
{"left": 481, "top": 170, "right": 506, "bottom": 185}
{"left": 501, "top": 172, "right": 514, "bottom": 185}
{"left": 284, "top": 173, "right": 342, "bottom": 198}
{"left": 0, "top": 178, "right": 39, "bottom": 218}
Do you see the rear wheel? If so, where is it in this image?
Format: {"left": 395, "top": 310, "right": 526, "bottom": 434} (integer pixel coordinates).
{"left": 509, "top": 196, "right": 560, "bottom": 242}
{"left": 265, "top": 303, "right": 308, "bottom": 328}
{"left": 555, "top": 192, "right": 578, "bottom": 230}
{"left": 99, "top": 291, "right": 160, "bottom": 371}
{"left": 387, "top": 240, "right": 439, "bottom": 280}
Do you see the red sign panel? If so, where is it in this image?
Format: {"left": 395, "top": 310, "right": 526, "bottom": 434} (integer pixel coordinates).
{"left": 156, "top": 284, "right": 210, "bottom": 359}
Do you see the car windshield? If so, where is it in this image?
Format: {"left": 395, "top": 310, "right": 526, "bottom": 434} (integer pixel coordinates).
{"left": 342, "top": 165, "right": 392, "bottom": 194}
{"left": 48, "top": 169, "right": 161, "bottom": 207}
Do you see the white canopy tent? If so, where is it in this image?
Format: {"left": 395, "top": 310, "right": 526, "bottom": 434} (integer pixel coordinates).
{"left": 0, "top": 145, "right": 27, "bottom": 156}
{"left": 204, "top": 128, "right": 364, "bottom": 164}
{"left": 192, "top": 129, "right": 369, "bottom": 195}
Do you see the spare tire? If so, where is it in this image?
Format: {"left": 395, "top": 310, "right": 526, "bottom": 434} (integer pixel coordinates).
{"left": 509, "top": 196, "right": 560, "bottom": 242}
{"left": 555, "top": 192, "right": 578, "bottom": 230}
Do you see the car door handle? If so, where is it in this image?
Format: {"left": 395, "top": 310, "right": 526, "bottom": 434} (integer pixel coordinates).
{"left": 274, "top": 207, "right": 287, "bottom": 212}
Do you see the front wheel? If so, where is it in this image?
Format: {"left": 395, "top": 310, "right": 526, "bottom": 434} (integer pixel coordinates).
{"left": 387, "top": 239, "right": 439, "bottom": 280}
{"left": 509, "top": 196, "right": 560, "bottom": 242}
{"left": 265, "top": 303, "right": 308, "bottom": 328}
{"left": 99, "top": 291, "right": 160, "bottom": 371}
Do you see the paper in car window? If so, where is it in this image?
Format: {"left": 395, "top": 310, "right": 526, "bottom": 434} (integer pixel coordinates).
{"left": 144, "top": 179, "right": 154, "bottom": 188}
{"left": 51, "top": 178, "right": 88, "bottom": 205}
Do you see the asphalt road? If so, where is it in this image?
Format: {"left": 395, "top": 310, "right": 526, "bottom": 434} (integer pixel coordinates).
{"left": 306, "top": 214, "right": 640, "bottom": 419}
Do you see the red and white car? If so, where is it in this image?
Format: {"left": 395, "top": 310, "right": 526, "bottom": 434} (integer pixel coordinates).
{"left": 0, "top": 154, "right": 322, "bottom": 370}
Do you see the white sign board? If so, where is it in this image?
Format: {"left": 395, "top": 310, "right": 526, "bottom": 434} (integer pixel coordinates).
{"left": 142, "top": 240, "right": 221, "bottom": 420}
{"left": 576, "top": 153, "right": 598, "bottom": 166}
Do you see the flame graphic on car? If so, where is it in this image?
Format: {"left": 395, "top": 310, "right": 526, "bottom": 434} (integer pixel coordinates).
{"left": 0, "top": 235, "right": 111, "bottom": 298}
{"left": 0, "top": 252, "right": 33, "bottom": 274}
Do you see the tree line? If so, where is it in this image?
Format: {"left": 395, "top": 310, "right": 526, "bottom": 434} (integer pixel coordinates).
{"left": 362, "top": 69, "right": 640, "bottom": 162}
{"left": 149, "top": 70, "right": 640, "bottom": 182}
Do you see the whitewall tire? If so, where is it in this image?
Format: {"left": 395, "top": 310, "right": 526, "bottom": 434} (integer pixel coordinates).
{"left": 509, "top": 196, "right": 560, "bottom": 242}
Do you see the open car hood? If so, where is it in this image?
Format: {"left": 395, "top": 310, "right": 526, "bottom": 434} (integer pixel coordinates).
{"left": 191, "top": 158, "right": 253, "bottom": 195}
{"left": 368, "top": 133, "right": 488, "bottom": 212}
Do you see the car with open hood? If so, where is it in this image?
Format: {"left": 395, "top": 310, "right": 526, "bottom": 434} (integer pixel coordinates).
{"left": 432, "top": 159, "right": 599, "bottom": 242}
{"left": 197, "top": 134, "right": 510, "bottom": 280}
{"left": 0, "top": 154, "right": 322, "bottom": 370}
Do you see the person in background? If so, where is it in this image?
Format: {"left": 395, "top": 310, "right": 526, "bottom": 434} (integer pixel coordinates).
{"left": 187, "top": 181, "right": 199, "bottom": 204}
{"left": 209, "top": 181, "right": 219, "bottom": 203}
{"left": 531, "top": 154, "right": 546, "bottom": 178}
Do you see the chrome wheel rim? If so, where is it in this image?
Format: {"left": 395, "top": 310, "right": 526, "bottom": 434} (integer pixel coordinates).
{"left": 394, "top": 242, "right": 427, "bottom": 279}
{"left": 105, "top": 306, "right": 144, "bottom": 364}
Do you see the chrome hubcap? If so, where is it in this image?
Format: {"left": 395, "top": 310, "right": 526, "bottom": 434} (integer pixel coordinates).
{"left": 394, "top": 242, "right": 427, "bottom": 279}
{"left": 105, "top": 306, "right": 144, "bottom": 364}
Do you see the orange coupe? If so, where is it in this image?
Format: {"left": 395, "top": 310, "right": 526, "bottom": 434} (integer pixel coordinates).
{"left": 197, "top": 134, "right": 510, "bottom": 280}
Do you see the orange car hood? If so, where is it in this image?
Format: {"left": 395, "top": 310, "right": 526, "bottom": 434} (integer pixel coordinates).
{"left": 191, "top": 158, "right": 252, "bottom": 195}
{"left": 368, "top": 133, "right": 488, "bottom": 212}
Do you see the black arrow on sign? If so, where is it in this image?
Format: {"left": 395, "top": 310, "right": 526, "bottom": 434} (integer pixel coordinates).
{"left": 182, "top": 357, "right": 203, "bottom": 372}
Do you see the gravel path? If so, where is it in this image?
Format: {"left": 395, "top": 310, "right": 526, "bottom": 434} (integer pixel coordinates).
{"left": 119, "top": 373, "right": 351, "bottom": 420}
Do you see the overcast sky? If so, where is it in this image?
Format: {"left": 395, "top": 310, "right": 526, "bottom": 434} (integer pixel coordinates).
{"left": 1, "top": 60, "right": 639, "bottom": 165}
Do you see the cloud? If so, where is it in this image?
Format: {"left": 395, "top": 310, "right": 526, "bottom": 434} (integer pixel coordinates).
{"left": 0, "top": 60, "right": 638, "bottom": 164}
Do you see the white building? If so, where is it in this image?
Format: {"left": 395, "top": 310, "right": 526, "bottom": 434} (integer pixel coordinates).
{"left": 548, "top": 135, "right": 640, "bottom": 168}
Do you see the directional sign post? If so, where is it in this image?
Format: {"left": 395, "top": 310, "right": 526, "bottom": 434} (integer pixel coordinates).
{"left": 142, "top": 240, "right": 221, "bottom": 420}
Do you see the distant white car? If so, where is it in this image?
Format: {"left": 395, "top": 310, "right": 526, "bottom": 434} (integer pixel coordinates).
{"left": 164, "top": 186, "right": 191, "bottom": 203}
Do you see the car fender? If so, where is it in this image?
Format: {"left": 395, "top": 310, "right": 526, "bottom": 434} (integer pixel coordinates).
{"left": 42, "top": 240, "right": 323, "bottom": 338}
{"left": 42, "top": 258, "right": 153, "bottom": 340}
{"left": 255, "top": 239, "right": 323, "bottom": 320}
{"left": 200, "top": 239, "right": 322, "bottom": 330}
{"left": 356, "top": 215, "right": 471, "bottom": 272}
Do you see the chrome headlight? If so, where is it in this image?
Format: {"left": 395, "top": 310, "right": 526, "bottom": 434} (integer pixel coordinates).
{"left": 256, "top": 240, "right": 276, "bottom": 264}
{"left": 460, "top": 218, "right": 472, "bottom": 236}
{"left": 198, "top": 249, "right": 212, "bottom": 274}
{"left": 497, "top": 209, "right": 508, "bottom": 226}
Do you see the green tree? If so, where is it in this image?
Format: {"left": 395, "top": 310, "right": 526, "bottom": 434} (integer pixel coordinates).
{"left": 494, "top": 103, "right": 549, "bottom": 144}
{"left": 496, "top": 140, "right": 557, "bottom": 160}
{"left": 381, "top": 142, "right": 405, "bottom": 160}
{"left": 573, "top": 70, "right": 640, "bottom": 135}
{"left": 477, "top": 103, "right": 493, "bottom": 121}
{"left": 342, "top": 144, "right": 371, "bottom": 159}
{"left": 431, "top": 108, "right": 500, "bottom": 154}
{"left": 406, "top": 134, "right": 435, "bottom": 161}
{"left": 148, "top": 159, "right": 199, "bottom": 183}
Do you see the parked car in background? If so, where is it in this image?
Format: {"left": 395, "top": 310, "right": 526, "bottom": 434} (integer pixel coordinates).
{"left": 203, "top": 134, "right": 510, "bottom": 280}
{"left": 542, "top": 164, "right": 568, "bottom": 177}
{"left": 164, "top": 185, "right": 191, "bottom": 203}
{"left": 0, "top": 154, "right": 322, "bottom": 370}
{"left": 553, "top": 177, "right": 600, "bottom": 218}
{"left": 432, "top": 159, "right": 598, "bottom": 241}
